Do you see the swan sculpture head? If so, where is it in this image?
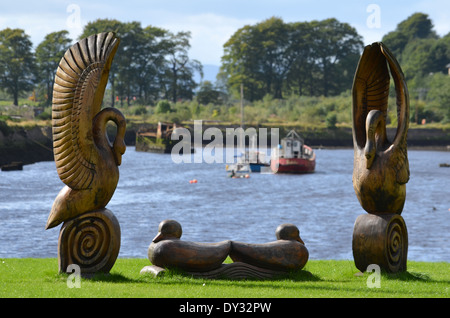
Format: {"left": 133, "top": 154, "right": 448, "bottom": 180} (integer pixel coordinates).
{"left": 275, "top": 223, "right": 305, "bottom": 245}
{"left": 152, "top": 220, "right": 183, "bottom": 243}
{"left": 352, "top": 42, "right": 409, "bottom": 215}
{"left": 46, "top": 32, "right": 126, "bottom": 229}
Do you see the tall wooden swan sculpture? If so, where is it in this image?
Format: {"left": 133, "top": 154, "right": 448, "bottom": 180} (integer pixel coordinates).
{"left": 351, "top": 42, "right": 409, "bottom": 273}
{"left": 46, "top": 32, "right": 125, "bottom": 274}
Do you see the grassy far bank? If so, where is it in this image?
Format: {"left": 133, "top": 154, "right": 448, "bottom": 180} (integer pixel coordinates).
{"left": 1, "top": 258, "right": 449, "bottom": 298}
{"left": 2, "top": 93, "right": 450, "bottom": 131}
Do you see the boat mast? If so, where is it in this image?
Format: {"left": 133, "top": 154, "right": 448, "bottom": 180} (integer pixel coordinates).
{"left": 240, "top": 83, "right": 244, "bottom": 130}
{"left": 240, "top": 83, "right": 244, "bottom": 151}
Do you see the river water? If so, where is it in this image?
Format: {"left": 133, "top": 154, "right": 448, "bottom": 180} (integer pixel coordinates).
{"left": 0, "top": 147, "right": 449, "bottom": 262}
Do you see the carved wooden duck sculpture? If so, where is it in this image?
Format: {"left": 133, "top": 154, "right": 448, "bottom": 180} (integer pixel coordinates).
{"left": 352, "top": 42, "right": 410, "bottom": 215}
{"left": 229, "top": 224, "right": 308, "bottom": 271}
{"left": 46, "top": 32, "right": 126, "bottom": 229}
{"left": 148, "top": 220, "right": 231, "bottom": 272}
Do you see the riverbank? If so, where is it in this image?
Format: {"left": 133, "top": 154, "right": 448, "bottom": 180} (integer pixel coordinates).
{"left": 0, "top": 125, "right": 53, "bottom": 167}
{"left": 1, "top": 123, "right": 449, "bottom": 167}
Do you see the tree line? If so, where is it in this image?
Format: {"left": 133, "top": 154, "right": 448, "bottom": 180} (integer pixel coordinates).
{"left": 0, "top": 13, "right": 449, "bottom": 123}
{"left": 219, "top": 17, "right": 364, "bottom": 100}
{"left": 382, "top": 12, "right": 450, "bottom": 123}
{"left": 0, "top": 19, "right": 202, "bottom": 107}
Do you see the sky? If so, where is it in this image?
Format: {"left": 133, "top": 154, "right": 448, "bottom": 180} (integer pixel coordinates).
{"left": 1, "top": 0, "right": 449, "bottom": 67}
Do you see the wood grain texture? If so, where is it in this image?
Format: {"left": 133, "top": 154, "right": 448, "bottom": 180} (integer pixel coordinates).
{"left": 58, "top": 208, "right": 121, "bottom": 274}
{"left": 352, "top": 42, "right": 410, "bottom": 215}
{"left": 47, "top": 32, "right": 126, "bottom": 229}
{"left": 352, "top": 213, "right": 408, "bottom": 273}
{"left": 147, "top": 220, "right": 309, "bottom": 277}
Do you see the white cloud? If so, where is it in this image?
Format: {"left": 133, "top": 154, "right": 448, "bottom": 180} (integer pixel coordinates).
{"left": 1, "top": 0, "right": 448, "bottom": 64}
{"left": 0, "top": 3, "right": 83, "bottom": 48}
{"left": 158, "top": 13, "right": 257, "bottom": 65}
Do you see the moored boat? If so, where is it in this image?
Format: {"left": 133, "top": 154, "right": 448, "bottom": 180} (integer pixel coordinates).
{"left": 270, "top": 130, "right": 315, "bottom": 173}
{"left": 226, "top": 162, "right": 251, "bottom": 178}
{"left": 237, "top": 151, "right": 271, "bottom": 173}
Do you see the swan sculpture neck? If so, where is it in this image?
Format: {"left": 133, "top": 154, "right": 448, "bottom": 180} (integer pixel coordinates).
{"left": 364, "top": 109, "right": 388, "bottom": 169}
{"left": 93, "top": 107, "right": 126, "bottom": 166}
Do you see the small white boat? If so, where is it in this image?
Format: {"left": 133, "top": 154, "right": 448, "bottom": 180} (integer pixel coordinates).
{"left": 226, "top": 162, "right": 251, "bottom": 178}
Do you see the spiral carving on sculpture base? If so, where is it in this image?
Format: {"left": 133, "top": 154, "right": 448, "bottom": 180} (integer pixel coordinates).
{"left": 352, "top": 213, "right": 408, "bottom": 273}
{"left": 385, "top": 216, "right": 408, "bottom": 272}
{"left": 58, "top": 209, "right": 121, "bottom": 274}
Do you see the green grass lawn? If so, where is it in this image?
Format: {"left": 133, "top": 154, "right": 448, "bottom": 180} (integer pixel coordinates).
{"left": 1, "top": 258, "right": 449, "bottom": 298}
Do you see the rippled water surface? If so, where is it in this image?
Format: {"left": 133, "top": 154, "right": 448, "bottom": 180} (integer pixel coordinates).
{"left": 0, "top": 147, "right": 449, "bottom": 262}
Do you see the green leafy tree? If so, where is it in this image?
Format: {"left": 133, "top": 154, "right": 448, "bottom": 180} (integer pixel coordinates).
{"left": 114, "top": 21, "right": 144, "bottom": 106}
{"left": 402, "top": 38, "right": 448, "bottom": 81}
{"left": 35, "top": 30, "right": 72, "bottom": 106}
{"left": 383, "top": 12, "right": 450, "bottom": 102}
{"left": 196, "top": 80, "right": 221, "bottom": 105}
{"left": 220, "top": 17, "right": 362, "bottom": 100}
{"left": 253, "top": 17, "right": 294, "bottom": 99}
{"left": 382, "top": 12, "right": 438, "bottom": 58}
{"left": 221, "top": 24, "right": 265, "bottom": 101}
{"left": 309, "top": 18, "right": 363, "bottom": 96}
{"left": 286, "top": 22, "right": 316, "bottom": 96}
{"left": 0, "top": 28, "right": 36, "bottom": 105}
{"left": 134, "top": 26, "right": 171, "bottom": 104}
{"left": 79, "top": 20, "right": 201, "bottom": 106}
{"left": 221, "top": 18, "right": 295, "bottom": 100}
{"left": 397, "top": 12, "right": 437, "bottom": 41}
{"left": 163, "top": 31, "right": 203, "bottom": 103}
{"left": 426, "top": 73, "right": 450, "bottom": 122}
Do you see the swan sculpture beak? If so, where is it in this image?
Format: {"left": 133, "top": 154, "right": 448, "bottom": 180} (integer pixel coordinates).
{"left": 364, "top": 142, "right": 375, "bottom": 169}
{"left": 152, "top": 232, "right": 164, "bottom": 243}
{"left": 113, "top": 139, "right": 126, "bottom": 166}
{"left": 152, "top": 220, "right": 183, "bottom": 243}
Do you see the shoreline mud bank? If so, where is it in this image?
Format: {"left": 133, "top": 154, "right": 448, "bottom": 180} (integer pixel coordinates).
{"left": 1, "top": 124, "right": 449, "bottom": 167}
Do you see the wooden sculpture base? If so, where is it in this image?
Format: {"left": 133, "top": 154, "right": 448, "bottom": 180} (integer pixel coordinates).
{"left": 352, "top": 213, "right": 408, "bottom": 273}
{"left": 140, "top": 262, "right": 289, "bottom": 280}
{"left": 58, "top": 208, "right": 121, "bottom": 275}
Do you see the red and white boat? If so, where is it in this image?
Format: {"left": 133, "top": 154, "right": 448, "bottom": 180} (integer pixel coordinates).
{"left": 270, "top": 130, "right": 316, "bottom": 173}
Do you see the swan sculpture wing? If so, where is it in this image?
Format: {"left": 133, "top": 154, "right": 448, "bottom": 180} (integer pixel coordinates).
{"left": 380, "top": 43, "right": 410, "bottom": 185}
{"left": 352, "top": 42, "right": 390, "bottom": 151}
{"left": 47, "top": 32, "right": 124, "bottom": 230}
{"left": 352, "top": 42, "right": 409, "bottom": 214}
{"left": 52, "top": 32, "right": 120, "bottom": 190}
